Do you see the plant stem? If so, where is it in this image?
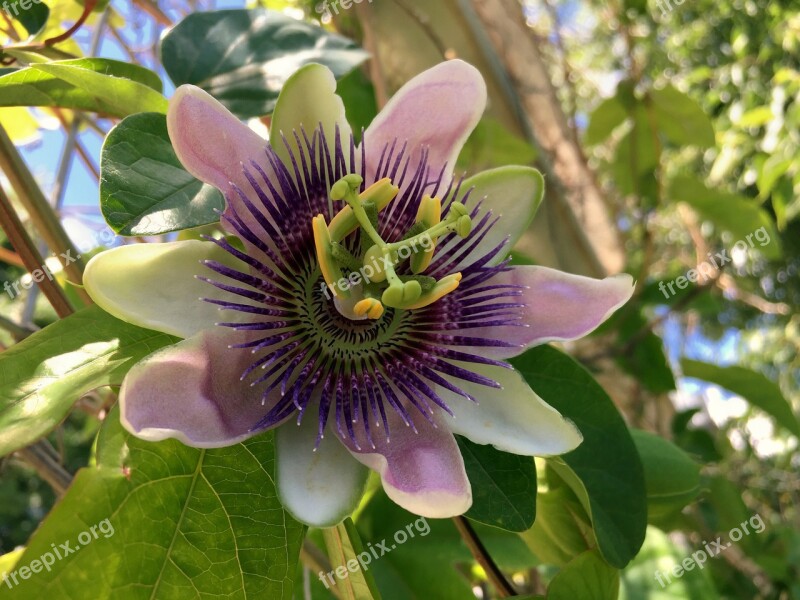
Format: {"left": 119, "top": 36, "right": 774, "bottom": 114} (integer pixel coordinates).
{"left": 0, "top": 124, "right": 92, "bottom": 305}
{"left": 0, "top": 183, "right": 75, "bottom": 318}
{"left": 453, "top": 516, "right": 516, "bottom": 597}
{"left": 15, "top": 440, "right": 72, "bottom": 496}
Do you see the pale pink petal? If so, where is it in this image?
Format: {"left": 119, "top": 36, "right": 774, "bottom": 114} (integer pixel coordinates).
{"left": 462, "top": 266, "right": 635, "bottom": 359}
{"left": 362, "top": 60, "right": 486, "bottom": 188}
{"left": 337, "top": 408, "right": 472, "bottom": 518}
{"left": 167, "top": 85, "right": 271, "bottom": 235}
{"left": 120, "top": 328, "right": 281, "bottom": 448}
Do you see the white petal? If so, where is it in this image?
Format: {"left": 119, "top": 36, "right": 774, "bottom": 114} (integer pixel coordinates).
{"left": 439, "top": 363, "right": 583, "bottom": 456}
{"left": 276, "top": 416, "right": 369, "bottom": 527}
{"left": 84, "top": 240, "right": 251, "bottom": 338}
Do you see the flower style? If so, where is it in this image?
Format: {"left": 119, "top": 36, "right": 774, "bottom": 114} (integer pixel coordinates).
{"left": 84, "top": 60, "right": 634, "bottom": 526}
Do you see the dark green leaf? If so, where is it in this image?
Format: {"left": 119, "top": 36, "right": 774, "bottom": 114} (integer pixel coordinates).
{"left": 611, "top": 308, "right": 676, "bottom": 394}
{"left": 3, "top": 409, "right": 305, "bottom": 598}
{"left": 630, "top": 429, "right": 701, "bottom": 521}
{"left": 456, "top": 436, "right": 537, "bottom": 532}
{"left": 161, "top": 9, "right": 369, "bottom": 119}
{"left": 681, "top": 359, "right": 800, "bottom": 438}
{"left": 0, "top": 58, "right": 166, "bottom": 117}
{"left": 0, "top": 305, "right": 177, "bottom": 457}
{"left": 8, "top": 0, "right": 49, "bottom": 36}
{"left": 511, "top": 346, "right": 647, "bottom": 568}
{"left": 100, "top": 112, "right": 225, "bottom": 235}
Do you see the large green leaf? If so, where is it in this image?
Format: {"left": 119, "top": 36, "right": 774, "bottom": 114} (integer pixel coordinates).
{"left": 161, "top": 9, "right": 369, "bottom": 119}
{"left": 547, "top": 550, "right": 619, "bottom": 600}
{"left": 0, "top": 410, "right": 305, "bottom": 598}
{"left": 630, "top": 429, "right": 701, "bottom": 522}
{"left": 667, "top": 175, "right": 781, "bottom": 259}
{"left": 0, "top": 58, "right": 166, "bottom": 117}
{"left": 511, "top": 346, "right": 647, "bottom": 568}
{"left": 457, "top": 436, "right": 537, "bottom": 532}
{"left": 0, "top": 306, "right": 177, "bottom": 458}
{"left": 681, "top": 359, "right": 800, "bottom": 438}
{"left": 100, "top": 112, "right": 225, "bottom": 235}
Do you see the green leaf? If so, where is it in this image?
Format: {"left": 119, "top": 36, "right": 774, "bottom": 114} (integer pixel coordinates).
{"left": 511, "top": 346, "right": 647, "bottom": 568}
{"left": 585, "top": 96, "right": 629, "bottom": 145}
{"left": 630, "top": 429, "right": 701, "bottom": 522}
{"left": 100, "top": 112, "right": 225, "bottom": 235}
{"left": 547, "top": 550, "right": 619, "bottom": 600}
{"left": 355, "top": 491, "right": 473, "bottom": 600}
{"left": 457, "top": 117, "right": 538, "bottom": 171}
{"left": 322, "top": 518, "right": 382, "bottom": 600}
{"left": 649, "top": 85, "right": 716, "bottom": 148}
{"left": 610, "top": 105, "right": 659, "bottom": 204}
{"left": 738, "top": 106, "right": 774, "bottom": 127}
{"left": 611, "top": 309, "right": 676, "bottom": 394}
{"left": 0, "top": 58, "right": 166, "bottom": 118}
{"left": 521, "top": 484, "right": 594, "bottom": 566}
{"left": 757, "top": 154, "right": 791, "bottom": 200}
{"left": 337, "top": 67, "right": 378, "bottom": 143}
{"left": 667, "top": 175, "right": 782, "bottom": 259}
{"left": 3, "top": 410, "right": 305, "bottom": 598}
{"left": 161, "top": 9, "right": 369, "bottom": 119}
{"left": 456, "top": 436, "right": 537, "bottom": 532}
{"left": 0, "top": 305, "right": 177, "bottom": 458}
{"left": 9, "top": 0, "right": 49, "bottom": 36}
{"left": 681, "top": 359, "right": 800, "bottom": 438}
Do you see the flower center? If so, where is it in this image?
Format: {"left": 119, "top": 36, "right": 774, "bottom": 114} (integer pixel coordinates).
{"left": 312, "top": 174, "right": 472, "bottom": 321}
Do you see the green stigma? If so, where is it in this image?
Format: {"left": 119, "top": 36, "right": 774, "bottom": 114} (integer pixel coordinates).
{"left": 313, "top": 174, "right": 472, "bottom": 318}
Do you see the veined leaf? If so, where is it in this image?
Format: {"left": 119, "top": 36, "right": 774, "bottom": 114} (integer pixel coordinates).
{"left": 0, "top": 305, "right": 177, "bottom": 457}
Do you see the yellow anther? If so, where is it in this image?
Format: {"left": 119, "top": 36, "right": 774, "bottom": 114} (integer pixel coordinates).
{"left": 354, "top": 298, "right": 385, "bottom": 320}
{"left": 328, "top": 178, "right": 399, "bottom": 242}
{"left": 403, "top": 273, "right": 462, "bottom": 310}
{"left": 411, "top": 195, "right": 441, "bottom": 274}
{"left": 312, "top": 214, "right": 348, "bottom": 298}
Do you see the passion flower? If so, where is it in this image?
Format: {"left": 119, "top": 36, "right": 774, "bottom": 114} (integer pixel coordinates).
{"left": 84, "top": 60, "right": 634, "bottom": 526}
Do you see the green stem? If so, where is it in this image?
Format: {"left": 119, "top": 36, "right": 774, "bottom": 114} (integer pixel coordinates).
{"left": 0, "top": 124, "right": 92, "bottom": 305}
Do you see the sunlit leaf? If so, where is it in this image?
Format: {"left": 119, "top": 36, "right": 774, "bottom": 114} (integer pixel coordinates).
{"left": 0, "top": 306, "right": 177, "bottom": 457}
{"left": 681, "top": 359, "right": 800, "bottom": 438}
{"left": 100, "top": 112, "right": 225, "bottom": 235}
{"left": 3, "top": 408, "right": 305, "bottom": 597}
